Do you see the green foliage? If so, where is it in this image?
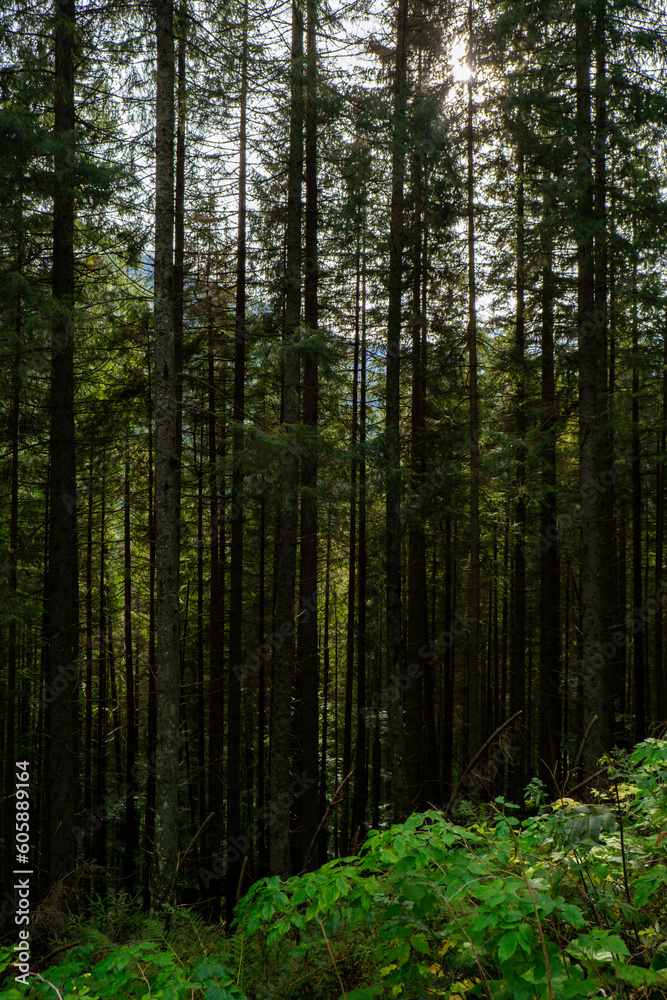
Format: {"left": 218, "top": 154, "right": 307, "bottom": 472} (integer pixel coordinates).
{"left": 231, "top": 740, "right": 667, "bottom": 998}
{"left": 0, "top": 898, "right": 247, "bottom": 1000}
{"left": 4, "top": 742, "right": 667, "bottom": 1000}
{"left": 0, "top": 940, "right": 246, "bottom": 1000}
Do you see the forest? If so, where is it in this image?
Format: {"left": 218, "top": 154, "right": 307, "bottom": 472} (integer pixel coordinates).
{"left": 2, "top": 0, "right": 667, "bottom": 996}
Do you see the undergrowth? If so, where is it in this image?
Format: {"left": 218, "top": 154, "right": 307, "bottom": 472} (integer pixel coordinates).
{"left": 3, "top": 739, "right": 667, "bottom": 1000}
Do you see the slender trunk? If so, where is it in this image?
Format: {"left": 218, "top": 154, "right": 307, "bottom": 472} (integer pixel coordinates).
{"left": 539, "top": 177, "right": 560, "bottom": 787}
{"left": 656, "top": 325, "right": 667, "bottom": 722}
{"left": 510, "top": 139, "right": 526, "bottom": 795}
{"left": 385, "top": 0, "right": 409, "bottom": 822}
{"left": 297, "top": 0, "right": 319, "bottom": 868}
{"left": 258, "top": 492, "right": 267, "bottom": 872}
{"left": 94, "top": 480, "right": 107, "bottom": 868}
{"left": 576, "top": 0, "right": 609, "bottom": 773}
{"left": 594, "top": 0, "right": 617, "bottom": 743}
{"left": 631, "top": 231, "right": 644, "bottom": 741}
{"left": 174, "top": 0, "right": 185, "bottom": 464}
{"left": 270, "top": 0, "right": 303, "bottom": 877}
{"left": 108, "top": 606, "right": 122, "bottom": 786}
{"left": 47, "top": 0, "right": 79, "bottom": 885}
{"left": 153, "top": 0, "right": 180, "bottom": 908}
{"left": 196, "top": 427, "right": 206, "bottom": 854}
{"left": 84, "top": 463, "right": 94, "bottom": 863}
{"left": 466, "top": 1, "right": 482, "bottom": 763}
{"left": 123, "top": 455, "right": 138, "bottom": 887}
{"left": 144, "top": 351, "right": 157, "bottom": 908}
{"left": 206, "top": 306, "right": 224, "bottom": 908}
{"left": 352, "top": 234, "right": 368, "bottom": 842}
{"left": 406, "top": 114, "right": 427, "bottom": 810}
{"left": 342, "top": 239, "right": 359, "bottom": 857}
{"left": 226, "top": 0, "right": 248, "bottom": 919}
{"left": 320, "top": 509, "right": 332, "bottom": 865}
{"left": 442, "top": 515, "right": 454, "bottom": 797}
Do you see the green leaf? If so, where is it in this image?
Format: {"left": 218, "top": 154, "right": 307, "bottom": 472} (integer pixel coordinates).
{"left": 632, "top": 865, "right": 666, "bottom": 907}
{"left": 612, "top": 962, "right": 667, "bottom": 988}
{"left": 497, "top": 930, "right": 519, "bottom": 962}
{"left": 410, "top": 933, "right": 429, "bottom": 954}
{"left": 556, "top": 901, "right": 586, "bottom": 928}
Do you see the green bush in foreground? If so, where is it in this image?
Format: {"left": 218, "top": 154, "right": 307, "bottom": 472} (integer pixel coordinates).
{"left": 3, "top": 739, "right": 667, "bottom": 1000}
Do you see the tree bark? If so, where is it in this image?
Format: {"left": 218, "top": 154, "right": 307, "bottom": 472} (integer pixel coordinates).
{"left": 510, "top": 138, "right": 526, "bottom": 796}
{"left": 341, "top": 237, "right": 359, "bottom": 857}
{"left": 123, "top": 454, "right": 138, "bottom": 888}
{"left": 406, "top": 111, "right": 427, "bottom": 810}
{"left": 144, "top": 349, "right": 157, "bottom": 907}
{"left": 152, "top": 0, "right": 180, "bottom": 909}
{"left": 297, "top": 0, "right": 319, "bottom": 869}
{"left": 538, "top": 177, "right": 561, "bottom": 787}
{"left": 466, "top": 1, "right": 482, "bottom": 764}
{"left": 206, "top": 303, "right": 224, "bottom": 911}
{"left": 576, "top": 0, "right": 609, "bottom": 775}
{"left": 47, "top": 0, "right": 79, "bottom": 885}
{"left": 631, "top": 228, "right": 644, "bottom": 741}
{"left": 226, "top": 0, "right": 247, "bottom": 920}
{"left": 352, "top": 231, "right": 368, "bottom": 844}
{"left": 269, "top": 0, "right": 303, "bottom": 878}
{"left": 385, "top": 0, "right": 409, "bottom": 822}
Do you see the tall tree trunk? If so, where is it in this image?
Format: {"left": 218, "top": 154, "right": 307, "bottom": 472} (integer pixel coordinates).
{"left": 144, "top": 351, "right": 157, "bottom": 907}
{"left": 442, "top": 515, "right": 454, "bottom": 797}
{"left": 94, "top": 477, "right": 107, "bottom": 868}
{"left": 656, "top": 325, "right": 667, "bottom": 723}
{"left": 123, "top": 454, "right": 138, "bottom": 888}
{"left": 341, "top": 236, "right": 359, "bottom": 857}
{"left": 385, "top": 0, "right": 409, "bottom": 822}
{"left": 406, "top": 106, "right": 427, "bottom": 810}
{"left": 539, "top": 177, "right": 560, "bottom": 787}
{"left": 108, "top": 606, "right": 123, "bottom": 787}
{"left": 292, "top": 0, "right": 319, "bottom": 871}
{"left": 47, "top": 0, "right": 79, "bottom": 885}
{"left": 631, "top": 231, "right": 645, "bottom": 741}
{"left": 270, "top": 0, "right": 303, "bottom": 877}
{"left": 607, "top": 191, "right": 625, "bottom": 739}
{"left": 153, "top": 0, "right": 180, "bottom": 909}
{"left": 297, "top": 0, "right": 319, "bottom": 869}
{"left": 594, "top": 0, "right": 617, "bottom": 745}
{"left": 84, "top": 462, "right": 94, "bottom": 863}
{"left": 174, "top": 0, "right": 185, "bottom": 460}
{"left": 196, "top": 428, "right": 206, "bottom": 855}
{"left": 206, "top": 304, "right": 224, "bottom": 910}
{"left": 466, "top": 0, "right": 482, "bottom": 764}
{"left": 576, "top": 0, "right": 609, "bottom": 774}
{"left": 352, "top": 233, "right": 368, "bottom": 843}
{"left": 510, "top": 139, "right": 526, "bottom": 796}
{"left": 319, "top": 509, "right": 333, "bottom": 865}
{"left": 258, "top": 492, "right": 267, "bottom": 872}
{"left": 226, "top": 0, "right": 248, "bottom": 921}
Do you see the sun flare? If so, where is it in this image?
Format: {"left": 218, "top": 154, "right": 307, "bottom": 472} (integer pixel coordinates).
{"left": 451, "top": 37, "right": 472, "bottom": 82}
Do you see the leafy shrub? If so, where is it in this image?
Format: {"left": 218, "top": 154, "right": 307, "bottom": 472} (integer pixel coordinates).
{"left": 233, "top": 739, "right": 667, "bottom": 999}
{"left": 4, "top": 741, "right": 667, "bottom": 1000}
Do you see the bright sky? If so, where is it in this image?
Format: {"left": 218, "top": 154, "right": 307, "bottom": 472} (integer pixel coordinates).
{"left": 451, "top": 37, "right": 472, "bottom": 82}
